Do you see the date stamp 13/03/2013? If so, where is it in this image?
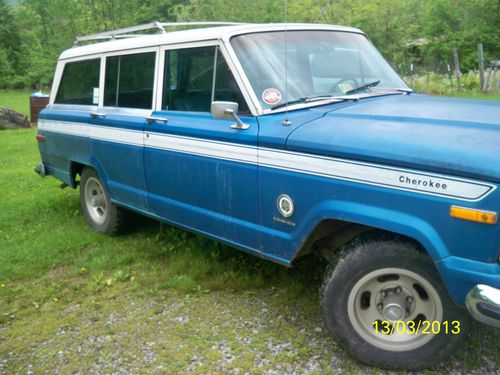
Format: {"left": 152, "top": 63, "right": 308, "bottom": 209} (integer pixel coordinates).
{"left": 372, "top": 320, "right": 462, "bottom": 335}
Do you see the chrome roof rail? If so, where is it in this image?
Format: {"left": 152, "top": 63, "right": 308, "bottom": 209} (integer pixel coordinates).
{"left": 74, "top": 21, "right": 247, "bottom": 45}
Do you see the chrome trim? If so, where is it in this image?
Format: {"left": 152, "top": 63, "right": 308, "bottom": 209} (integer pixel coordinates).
{"left": 146, "top": 116, "right": 168, "bottom": 125}
{"left": 465, "top": 284, "right": 500, "bottom": 328}
{"left": 74, "top": 22, "right": 246, "bottom": 45}
{"left": 277, "top": 194, "right": 294, "bottom": 218}
{"left": 90, "top": 112, "right": 106, "bottom": 119}
{"left": 34, "top": 162, "right": 46, "bottom": 178}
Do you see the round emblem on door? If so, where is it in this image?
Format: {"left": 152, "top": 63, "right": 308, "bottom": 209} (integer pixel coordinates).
{"left": 277, "top": 194, "right": 294, "bottom": 218}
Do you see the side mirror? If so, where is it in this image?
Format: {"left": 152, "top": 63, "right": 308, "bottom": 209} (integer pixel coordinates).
{"left": 211, "top": 101, "right": 249, "bottom": 130}
{"left": 211, "top": 101, "right": 238, "bottom": 119}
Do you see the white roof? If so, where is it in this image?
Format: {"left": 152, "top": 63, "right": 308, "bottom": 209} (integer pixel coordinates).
{"left": 59, "top": 23, "right": 364, "bottom": 60}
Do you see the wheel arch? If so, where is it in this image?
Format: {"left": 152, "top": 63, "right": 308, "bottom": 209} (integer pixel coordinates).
{"left": 291, "top": 202, "right": 449, "bottom": 265}
{"left": 69, "top": 158, "right": 110, "bottom": 191}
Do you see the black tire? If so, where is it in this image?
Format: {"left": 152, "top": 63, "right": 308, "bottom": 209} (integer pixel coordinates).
{"left": 80, "top": 167, "right": 125, "bottom": 235}
{"left": 320, "top": 234, "right": 467, "bottom": 370}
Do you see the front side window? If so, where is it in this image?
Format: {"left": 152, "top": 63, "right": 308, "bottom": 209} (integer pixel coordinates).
{"left": 163, "top": 46, "right": 215, "bottom": 112}
{"left": 104, "top": 52, "right": 156, "bottom": 109}
{"left": 231, "top": 31, "right": 408, "bottom": 109}
{"left": 163, "top": 47, "right": 248, "bottom": 113}
{"left": 55, "top": 59, "right": 100, "bottom": 105}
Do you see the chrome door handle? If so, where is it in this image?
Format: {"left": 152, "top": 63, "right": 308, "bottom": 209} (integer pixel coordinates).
{"left": 146, "top": 116, "right": 168, "bottom": 125}
{"left": 90, "top": 112, "right": 106, "bottom": 119}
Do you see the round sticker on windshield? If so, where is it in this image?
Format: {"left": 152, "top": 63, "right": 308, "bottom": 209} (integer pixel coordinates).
{"left": 262, "top": 88, "right": 282, "bottom": 105}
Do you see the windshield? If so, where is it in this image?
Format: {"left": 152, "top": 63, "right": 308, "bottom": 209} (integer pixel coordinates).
{"left": 230, "top": 30, "right": 408, "bottom": 110}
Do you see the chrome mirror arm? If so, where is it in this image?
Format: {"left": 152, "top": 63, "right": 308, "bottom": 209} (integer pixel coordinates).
{"left": 224, "top": 109, "right": 250, "bottom": 130}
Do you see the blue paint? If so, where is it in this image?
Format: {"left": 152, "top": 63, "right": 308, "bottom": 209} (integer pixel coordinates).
{"left": 286, "top": 94, "right": 500, "bottom": 182}
{"left": 37, "top": 92, "right": 500, "bottom": 307}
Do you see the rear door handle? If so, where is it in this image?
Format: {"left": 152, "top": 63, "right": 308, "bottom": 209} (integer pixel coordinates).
{"left": 90, "top": 112, "right": 106, "bottom": 119}
{"left": 146, "top": 116, "right": 169, "bottom": 125}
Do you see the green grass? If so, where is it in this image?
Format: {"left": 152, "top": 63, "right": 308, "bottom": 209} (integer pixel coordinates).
{"left": 0, "top": 129, "right": 309, "bottom": 298}
{"left": 0, "top": 89, "right": 31, "bottom": 116}
{"left": 0, "top": 99, "right": 499, "bottom": 373}
{"left": 443, "top": 91, "right": 500, "bottom": 101}
{"left": 408, "top": 71, "right": 500, "bottom": 100}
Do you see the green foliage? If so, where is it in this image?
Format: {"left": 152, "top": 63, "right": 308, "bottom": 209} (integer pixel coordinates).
{"left": 0, "top": 0, "right": 21, "bottom": 86}
{"left": 0, "top": 0, "right": 498, "bottom": 88}
{"left": 418, "top": 0, "right": 500, "bottom": 69}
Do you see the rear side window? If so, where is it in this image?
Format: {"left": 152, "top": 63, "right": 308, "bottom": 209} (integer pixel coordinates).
{"left": 55, "top": 59, "right": 100, "bottom": 105}
{"left": 104, "top": 52, "right": 156, "bottom": 109}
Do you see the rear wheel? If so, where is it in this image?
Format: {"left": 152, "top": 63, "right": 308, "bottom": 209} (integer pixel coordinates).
{"left": 80, "top": 167, "right": 125, "bottom": 235}
{"left": 320, "top": 236, "right": 467, "bottom": 370}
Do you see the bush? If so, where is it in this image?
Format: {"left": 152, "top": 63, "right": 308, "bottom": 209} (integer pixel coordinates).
{"left": 406, "top": 71, "right": 482, "bottom": 95}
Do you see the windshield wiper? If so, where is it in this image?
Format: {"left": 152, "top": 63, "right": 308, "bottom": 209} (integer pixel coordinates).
{"left": 345, "top": 80, "right": 381, "bottom": 95}
{"left": 372, "top": 87, "right": 413, "bottom": 94}
{"left": 271, "top": 95, "right": 349, "bottom": 110}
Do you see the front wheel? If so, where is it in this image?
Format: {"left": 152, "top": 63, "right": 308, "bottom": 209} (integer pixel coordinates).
{"left": 320, "top": 236, "right": 467, "bottom": 370}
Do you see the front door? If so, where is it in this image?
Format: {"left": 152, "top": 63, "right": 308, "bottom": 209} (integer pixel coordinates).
{"left": 144, "top": 46, "right": 260, "bottom": 251}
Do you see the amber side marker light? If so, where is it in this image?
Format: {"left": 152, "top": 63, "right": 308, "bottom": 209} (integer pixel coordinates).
{"left": 450, "top": 206, "right": 498, "bottom": 225}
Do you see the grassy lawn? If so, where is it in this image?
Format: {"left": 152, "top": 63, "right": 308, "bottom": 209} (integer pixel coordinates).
{"left": 0, "top": 89, "right": 32, "bottom": 116}
{"left": 0, "top": 94, "right": 499, "bottom": 373}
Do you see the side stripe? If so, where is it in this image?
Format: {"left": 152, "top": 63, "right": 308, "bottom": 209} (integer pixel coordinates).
{"left": 147, "top": 132, "right": 258, "bottom": 164}
{"left": 38, "top": 119, "right": 495, "bottom": 202}
{"left": 39, "top": 120, "right": 143, "bottom": 146}
{"left": 258, "top": 149, "right": 493, "bottom": 201}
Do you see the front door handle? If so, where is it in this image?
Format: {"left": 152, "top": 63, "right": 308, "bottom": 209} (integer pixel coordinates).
{"left": 90, "top": 112, "right": 106, "bottom": 119}
{"left": 146, "top": 116, "right": 168, "bottom": 125}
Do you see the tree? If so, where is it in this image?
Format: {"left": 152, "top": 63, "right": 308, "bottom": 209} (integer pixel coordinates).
{"left": 1, "top": 0, "right": 499, "bottom": 89}
{"left": 0, "top": 0, "right": 22, "bottom": 86}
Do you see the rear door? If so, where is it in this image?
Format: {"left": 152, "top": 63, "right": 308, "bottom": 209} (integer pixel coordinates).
{"left": 144, "top": 44, "right": 260, "bottom": 250}
{"left": 91, "top": 48, "right": 159, "bottom": 210}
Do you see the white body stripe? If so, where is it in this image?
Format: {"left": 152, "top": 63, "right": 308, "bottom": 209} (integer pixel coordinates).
{"left": 38, "top": 119, "right": 495, "bottom": 202}
{"left": 258, "top": 149, "right": 492, "bottom": 201}
{"left": 39, "top": 120, "right": 143, "bottom": 147}
{"left": 147, "top": 132, "right": 258, "bottom": 164}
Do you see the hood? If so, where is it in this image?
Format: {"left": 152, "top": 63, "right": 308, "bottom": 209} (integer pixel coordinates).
{"left": 285, "top": 94, "right": 500, "bottom": 183}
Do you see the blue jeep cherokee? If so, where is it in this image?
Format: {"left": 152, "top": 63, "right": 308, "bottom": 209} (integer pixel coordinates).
{"left": 35, "top": 22, "right": 500, "bottom": 370}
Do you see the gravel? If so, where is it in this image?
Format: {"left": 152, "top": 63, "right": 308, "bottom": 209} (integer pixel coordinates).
{"left": 0, "top": 289, "right": 498, "bottom": 374}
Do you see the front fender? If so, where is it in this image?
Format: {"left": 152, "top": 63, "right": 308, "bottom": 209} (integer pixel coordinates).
{"left": 295, "top": 199, "right": 449, "bottom": 262}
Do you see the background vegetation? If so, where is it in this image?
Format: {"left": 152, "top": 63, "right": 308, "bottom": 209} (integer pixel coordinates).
{"left": 0, "top": 0, "right": 499, "bottom": 89}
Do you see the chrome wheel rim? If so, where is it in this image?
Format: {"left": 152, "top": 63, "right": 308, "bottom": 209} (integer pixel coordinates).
{"left": 84, "top": 177, "right": 108, "bottom": 225}
{"left": 347, "top": 267, "right": 443, "bottom": 351}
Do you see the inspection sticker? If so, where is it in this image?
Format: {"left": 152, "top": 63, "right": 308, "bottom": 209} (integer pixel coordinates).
{"left": 262, "top": 88, "right": 282, "bottom": 105}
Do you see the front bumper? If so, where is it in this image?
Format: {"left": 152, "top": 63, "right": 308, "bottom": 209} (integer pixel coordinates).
{"left": 465, "top": 284, "right": 500, "bottom": 328}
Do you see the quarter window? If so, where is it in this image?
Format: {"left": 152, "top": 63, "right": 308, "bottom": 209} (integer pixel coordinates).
{"left": 104, "top": 52, "right": 156, "bottom": 109}
{"left": 214, "top": 49, "right": 249, "bottom": 114}
{"left": 55, "top": 59, "right": 100, "bottom": 105}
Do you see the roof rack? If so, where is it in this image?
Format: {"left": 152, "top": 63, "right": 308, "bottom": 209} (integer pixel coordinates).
{"left": 74, "top": 21, "right": 246, "bottom": 45}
